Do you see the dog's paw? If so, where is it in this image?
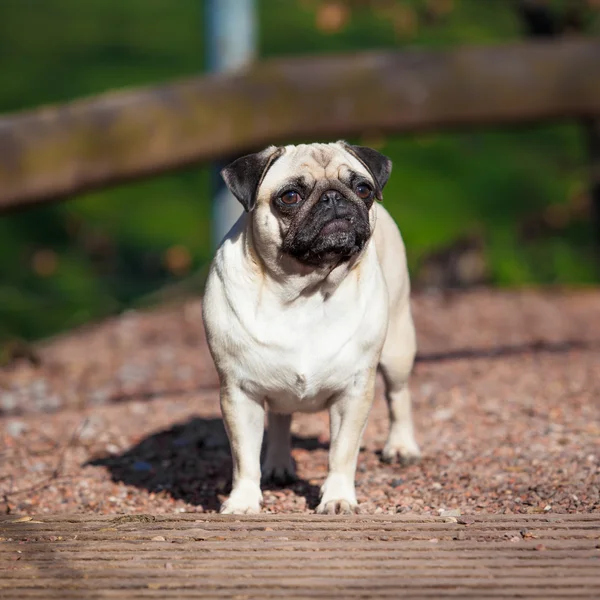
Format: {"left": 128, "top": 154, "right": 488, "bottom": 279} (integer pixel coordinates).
{"left": 381, "top": 439, "right": 422, "bottom": 466}
{"left": 262, "top": 456, "right": 297, "bottom": 486}
{"left": 316, "top": 473, "right": 358, "bottom": 515}
{"left": 316, "top": 499, "right": 359, "bottom": 515}
{"left": 219, "top": 480, "right": 262, "bottom": 515}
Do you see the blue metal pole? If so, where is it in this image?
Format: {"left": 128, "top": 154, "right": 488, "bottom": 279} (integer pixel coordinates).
{"left": 205, "top": 0, "right": 257, "bottom": 249}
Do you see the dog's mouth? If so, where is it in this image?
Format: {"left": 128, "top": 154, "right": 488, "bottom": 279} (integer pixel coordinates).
{"left": 318, "top": 218, "right": 351, "bottom": 236}
{"left": 285, "top": 218, "right": 369, "bottom": 266}
{"left": 281, "top": 199, "right": 371, "bottom": 267}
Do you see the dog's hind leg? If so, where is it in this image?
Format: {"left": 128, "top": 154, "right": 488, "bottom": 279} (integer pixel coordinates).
{"left": 378, "top": 303, "right": 421, "bottom": 465}
{"left": 262, "top": 412, "right": 297, "bottom": 485}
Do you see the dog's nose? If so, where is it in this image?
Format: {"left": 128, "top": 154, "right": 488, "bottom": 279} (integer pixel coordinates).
{"left": 320, "top": 190, "right": 343, "bottom": 207}
{"left": 320, "top": 190, "right": 350, "bottom": 219}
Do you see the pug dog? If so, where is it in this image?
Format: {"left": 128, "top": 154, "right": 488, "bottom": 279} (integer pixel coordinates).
{"left": 202, "top": 141, "right": 420, "bottom": 515}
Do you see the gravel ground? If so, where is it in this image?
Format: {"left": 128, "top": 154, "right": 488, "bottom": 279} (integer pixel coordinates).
{"left": 1, "top": 289, "right": 599, "bottom": 516}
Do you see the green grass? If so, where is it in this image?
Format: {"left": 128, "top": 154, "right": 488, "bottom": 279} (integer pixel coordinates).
{"left": 0, "top": 0, "right": 597, "bottom": 341}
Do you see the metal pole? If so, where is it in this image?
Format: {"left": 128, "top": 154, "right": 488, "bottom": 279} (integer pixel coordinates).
{"left": 205, "top": 0, "right": 257, "bottom": 249}
{"left": 586, "top": 118, "right": 600, "bottom": 275}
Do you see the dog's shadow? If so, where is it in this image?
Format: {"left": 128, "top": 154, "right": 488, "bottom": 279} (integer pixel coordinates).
{"left": 86, "top": 416, "right": 324, "bottom": 511}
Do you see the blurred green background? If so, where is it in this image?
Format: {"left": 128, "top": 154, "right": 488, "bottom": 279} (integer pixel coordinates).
{"left": 0, "top": 0, "right": 598, "bottom": 343}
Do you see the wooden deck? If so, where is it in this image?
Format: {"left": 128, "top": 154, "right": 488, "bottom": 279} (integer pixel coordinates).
{"left": 1, "top": 514, "right": 599, "bottom": 598}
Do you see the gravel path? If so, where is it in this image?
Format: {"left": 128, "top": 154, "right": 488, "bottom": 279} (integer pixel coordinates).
{"left": 1, "top": 290, "right": 599, "bottom": 516}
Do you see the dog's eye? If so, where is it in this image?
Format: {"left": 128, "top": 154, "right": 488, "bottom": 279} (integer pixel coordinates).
{"left": 280, "top": 191, "right": 301, "bottom": 205}
{"left": 355, "top": 184, "right": 372, "bottom": 200}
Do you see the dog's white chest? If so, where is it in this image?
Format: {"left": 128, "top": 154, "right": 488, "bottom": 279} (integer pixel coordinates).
{"left": 253, "top": 319, "right": 355, "bottom": 410}
{"left": 231, "top": 285, "right": 385, "bottom": 413}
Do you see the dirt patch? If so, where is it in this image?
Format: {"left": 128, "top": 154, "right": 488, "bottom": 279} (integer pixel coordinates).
{"left": 1, "top": 289, "right": 599, "bottom": 516}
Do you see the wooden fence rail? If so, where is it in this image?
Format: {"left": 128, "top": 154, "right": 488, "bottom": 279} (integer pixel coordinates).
{"left": 1, "top": 40, "right": 600, "bottom": 212}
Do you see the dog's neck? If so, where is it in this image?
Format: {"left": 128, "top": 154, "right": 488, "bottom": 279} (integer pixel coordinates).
{"left": 243, "top": 216, "right": 365, "bottom": 303}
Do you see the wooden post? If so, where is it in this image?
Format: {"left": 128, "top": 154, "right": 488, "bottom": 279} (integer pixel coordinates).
{"left": 205, "top": 0, "right": 257, "bottom": 249}
{"left": 1, "top": 41, "right": 600, "bottom": 212}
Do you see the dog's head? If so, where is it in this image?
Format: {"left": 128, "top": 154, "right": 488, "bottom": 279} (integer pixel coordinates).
{"left": 221, "top": 141, "right": 392, "bottom": 268}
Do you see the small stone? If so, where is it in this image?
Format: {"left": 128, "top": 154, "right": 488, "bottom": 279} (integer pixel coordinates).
{"left": 543, "top": 505, "right": 552, "bottom": 512}
{"left": 1, "top": 393, "right": 17, "bottom": 412}
{"left": 510, "top": 536, "right": 520, "bottom": 543}
{"left": 457, "top": 517, "right": 475, "bottom": 525}
{"left": 429, "top": 538, "right": 439, "bottom": 543}
{"left": 433, "top": 408, "right": 454, "bottom": 422}
{"left": 444, "top": 516, "right": 458, "bottom": 523}
{"left": 6, "top": 421, "right": 27, "bottom": 438}
{"left": 151, "top": 536, "right": 166, "bottom": 542}
{"left": 431, "top": 482, "right": 442, "bottom": 491}
{"left": 519, "top": 528, "right": 537, "bottom": 540}
{"left": 391, "top": 478, "right": 404, "bottom": 488}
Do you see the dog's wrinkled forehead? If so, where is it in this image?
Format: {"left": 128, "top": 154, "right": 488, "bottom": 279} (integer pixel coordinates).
{"left": 259, "top": 143, "right": 372, "bottom": 199}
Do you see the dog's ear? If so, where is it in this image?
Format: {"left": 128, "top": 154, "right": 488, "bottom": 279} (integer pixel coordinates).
{"left": 339, "top": 141, "right": 392, "bottom": 200}
{"left": 220, "top": 146, "right": 284, "bottom": 212}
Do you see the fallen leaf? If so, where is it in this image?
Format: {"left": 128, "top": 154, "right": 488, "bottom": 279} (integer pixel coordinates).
{"left": 111, "top": 514, "right": 156, "bottom": 525}
{"left": 440, "top": 509, "right": 461, "bottom": 518}
{"left": 147, "top": 583, "right": 162, "bottom": 590}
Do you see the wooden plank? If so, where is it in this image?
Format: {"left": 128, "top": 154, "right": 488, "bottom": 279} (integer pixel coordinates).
{"left": 2, "top": 558, "right": 598, "bottom": 569}
{"left": 1, "top": 575, "right": 599, "bottom": 589}
{"left": 4, "top": 590, "right": 600, "bottom": 599}
{"left": 0, "top": 40, "right": 599, "bottom": 211}
{"left": 6, "top": 512, "right": 600, "bottom": 523}
{"left": 2, "top": 540, "right": 598, "bottom": 553}
{"left": 2, "top": 530, "right": 598, "bottom": 543}
{"left": 0, "top": 515, "right": 598, "bottom": 598}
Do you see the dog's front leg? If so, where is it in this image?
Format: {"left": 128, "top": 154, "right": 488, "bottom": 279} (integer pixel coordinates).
{"left": 219, "top": 385, "right": 265, "bottom": 514}
{"left": 317, "top": 368, "right": 376, "bottom": 515}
